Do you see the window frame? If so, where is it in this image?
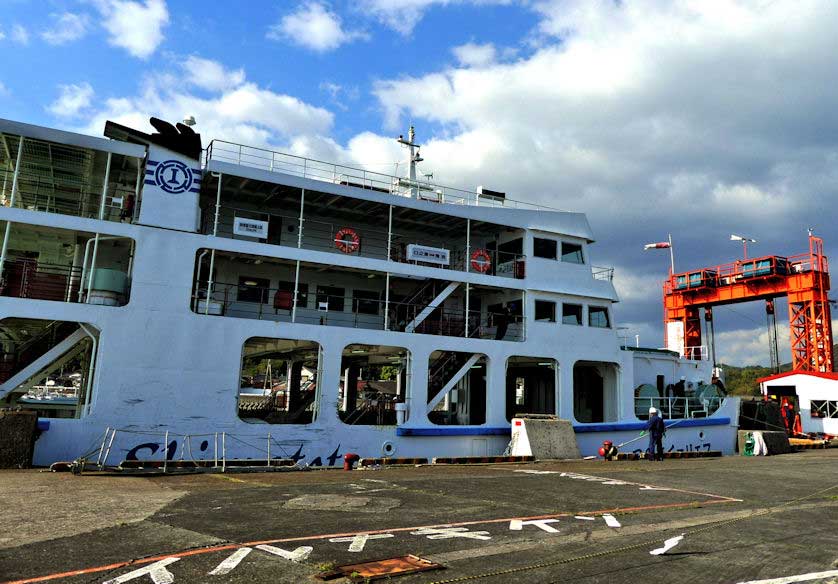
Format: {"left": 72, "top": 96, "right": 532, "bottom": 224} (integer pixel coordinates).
{"left": 352, "top": 289, "right": 381, "bottom": 315}
{"left": 534, "top": 299, "right": 557, "bottom": 322}
{"left": 316, "top": 285, "right": 345, "bottom": 312}
{"left": 561, "top": 241, "right": 585, "bottom": 264}
{"left": 562, "top": 303, "right": 583, "bottom": 326}
{"left": 588, "top": 305, "right": 611, "bottom": 328}
{"left": 237, "top": 276, "right": 270, "bottom": 303}
{"left": 533, "top": 237, "right": 558, "bottom": 260}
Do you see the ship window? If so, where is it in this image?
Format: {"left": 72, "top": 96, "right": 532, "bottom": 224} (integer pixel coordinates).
{"left": 352, "top": 290, "right": 380, "bottom": 315}
{"left": 811, "top": 400, "right": 838, "bottom": 418}
{"left": 428, "top": 350, "right": 487, "bottom": 426}
{"left": 535, "top": 300, "right": 556, "bottom": 322}
{"left": 279, "top": 281, "right": 308, "bottom": 309}
{"left": 562, "top": 303, "right": 583, "bottom": 325}
{"left": 534, "top": 238, "right": 557, "bottom": 260}
{"left": 574, "top": 361, "right": 619, "bottom": 423}
{"left": 506, "top": 356, "right": 556, "bottom": 421}
{"left": 316, "top": 286, "right": 345, "bottom": 311}
{"left": 339, "top": 344, "right": 409, "bottom": 426}
{"left": 561, "top": 242, "right": 584, "bottom": 264}
{"left": 588, "top": 306, "right": 610, "bottom": 328}
{"left": 239, "top": 337, "right": 321, "bottom": 425}
{"left": 237, "top": 276, "right": 270, "bottom": 303}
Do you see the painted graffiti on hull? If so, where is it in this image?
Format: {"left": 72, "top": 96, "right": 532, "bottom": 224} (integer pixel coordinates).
{"left": 124, "top": 439, "right": 344, "bottom": 467}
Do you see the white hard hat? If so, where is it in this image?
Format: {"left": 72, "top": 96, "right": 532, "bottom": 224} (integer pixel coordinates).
{"left": 649, "top": 407, "right": 658, "bottom": 415}
{"left": 680, "top": 376, "right": 686, "bottom": 381}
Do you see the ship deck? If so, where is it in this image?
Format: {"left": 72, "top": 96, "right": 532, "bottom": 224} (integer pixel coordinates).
{"left": 2, "top": 451, "right": 838, "bottom": 584}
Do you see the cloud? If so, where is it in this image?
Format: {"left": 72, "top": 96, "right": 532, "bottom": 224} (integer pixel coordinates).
{"left": 94, "top": 0, "right": 169, "bottom": 59}
{"left": 182, "top": 56, "right": 245, "bottom": 92}
{"left": 0, "top": 82, "right": 9, "bottom": 97}
{"left": 452, "top": 42, "right": 496, "bottom": 68}
{"left": 76, "top": 58, "right": 334, "bottom": 150}
{"left": 267, "top": 2, "right": 368, "bottom": 52}
{"left": 48, "top": 83, "right": 95, "bottom": 118}
{"left": 364, "top": 0, "right": 838, "bottom": 364}
{"left": 11, "top": 24, "right": 29, "bottom": 45}
{"left": 41, "top": 12, "right": 89, "bottom": 45}
{"left": 358, "top": 0, "right": 510, "bottom": 35}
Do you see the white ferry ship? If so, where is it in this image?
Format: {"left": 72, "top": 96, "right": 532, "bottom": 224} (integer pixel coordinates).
{"left": 0, "top": 116, "right": 739, "bottom": 466}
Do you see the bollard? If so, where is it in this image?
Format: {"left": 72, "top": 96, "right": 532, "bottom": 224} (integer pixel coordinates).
{"left": 343, "top": 452, "right": 360, "bottom": 471}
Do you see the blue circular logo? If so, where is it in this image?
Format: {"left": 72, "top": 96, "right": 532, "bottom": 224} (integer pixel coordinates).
{"left": 154, "top": 160, "right": 193, "bottom": 194}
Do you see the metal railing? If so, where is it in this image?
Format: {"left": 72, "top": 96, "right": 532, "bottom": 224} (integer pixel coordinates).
{"left": 206, "top": 139, "right": 564, "bottom": 212}
{"left": 683, "top": 345, "right": 710, "bottom": 360}
{"left": 193, "top": 282, "right": 525, "bottom": 341}
{"left": 592, "top": 266, "right": 614, "bottom": 281}
{"left": 635, "top": 396, "right": 725, "bottom": 420}
{"left": 0, "top": 258, "right": 84, "bottom": 303}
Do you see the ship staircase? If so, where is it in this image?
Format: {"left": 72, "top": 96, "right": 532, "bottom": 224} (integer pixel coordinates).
{"left": 664, "top": 234, "right": 832, "bottom": 372}
{"left": 391, "top": 279, "right": 462, "bottom": 336}
{"left": 0, "top": 320, "right": 90, "bottom": 401}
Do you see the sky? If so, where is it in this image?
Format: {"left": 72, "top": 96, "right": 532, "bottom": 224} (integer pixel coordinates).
{"left": 2, "top": 0, "right": 837, "bottom": 366}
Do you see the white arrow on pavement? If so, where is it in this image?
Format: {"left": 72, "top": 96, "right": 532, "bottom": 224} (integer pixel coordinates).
{"left": 255, "top": 544, "right": 313, "bottom": 563}
{"left": 602, "top": 514, "right": 621, "bottom": 528}
{"left": 509, "top": 519, "right": 560, "bottom": 533}
{"left": 650, "top": 534, "right": 685, "bottom": 556}
{"left": 574, "top": 516, "right": 596, "bottom": 521}
{"left": 411, "top": 527, "right": 492, "bottom": 540}
{"left": 329, "top": 533, "right": 394, "bottom": 552}
{"left": 208, "top": 547, "right": 253, "bottom": 576}
{"left": 103, "top": 558, "right": 180, "bottom": 584}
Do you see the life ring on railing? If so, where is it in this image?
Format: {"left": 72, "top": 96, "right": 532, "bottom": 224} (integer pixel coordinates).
{"left": 470, "top": 248, "right": 491, "bottom": 273}
{"left": 335, "top": 227, "right": 360, "bottom": 253}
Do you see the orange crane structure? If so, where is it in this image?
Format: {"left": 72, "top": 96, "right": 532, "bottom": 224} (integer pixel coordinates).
{"left": 663, "top": 235, "right": 833, "bottom": 372}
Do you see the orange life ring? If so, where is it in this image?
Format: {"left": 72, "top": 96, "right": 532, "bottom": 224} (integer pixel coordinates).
{"left": 470, "top": 248, "right": 491, "bottom": 273}
{"left": 335, "top": 227, "right": 360, "bottom": 253}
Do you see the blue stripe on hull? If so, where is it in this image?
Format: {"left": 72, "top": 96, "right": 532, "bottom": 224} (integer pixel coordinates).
{"left": 573, "top": 417, "right": 731, "bottom": 433}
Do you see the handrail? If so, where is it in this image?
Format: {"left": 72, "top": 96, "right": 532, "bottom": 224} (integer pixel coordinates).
{"left": 635, "top": 396, "right": 724, "bottom": 420}
{"left": 206, "top": 139, "right": 566, "bottom": 212}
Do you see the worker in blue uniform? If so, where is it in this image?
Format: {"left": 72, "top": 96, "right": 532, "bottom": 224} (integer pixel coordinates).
{"left": 645, "top": 407, "right": 666, "bottom": 461}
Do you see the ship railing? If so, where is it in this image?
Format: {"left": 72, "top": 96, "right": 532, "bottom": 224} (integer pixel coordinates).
{"left": 0, "top": 167, "right": 135, "bottom": 223}
{"left": 192, "top": 283, "right": 525, "bottom": 341}
{"left": 197, "top": 202, "right": 526, "bottom": 278}
{"left": 0, "top": 258, "right": 85, "bottom": 303}
{"left": 635, "top": 396, "right": 725, "bottom": 420}
{"left": 591, "top": 266, "right": 614, "bottom": 281}
{"left": 683, "top": 345, "right": 710, "bottom": 360}
{"left": 206, "top": 139, "right": 563, "bottom": 212}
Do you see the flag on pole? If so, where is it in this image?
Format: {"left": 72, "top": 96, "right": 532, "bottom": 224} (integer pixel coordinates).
{"left": 644, "top": 242, "right": 671, "bottom": 250}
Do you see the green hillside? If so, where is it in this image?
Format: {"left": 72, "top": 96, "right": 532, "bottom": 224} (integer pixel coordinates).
{"left": 721, "top": 343, "right": 838, "bottom": 396}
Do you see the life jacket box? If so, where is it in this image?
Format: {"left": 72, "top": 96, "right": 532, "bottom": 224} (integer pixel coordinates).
{"left": 510, "top": 415, "right": 580, "bottom": 459}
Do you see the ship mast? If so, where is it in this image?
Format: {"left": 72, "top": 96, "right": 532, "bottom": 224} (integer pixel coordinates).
{"left": 397, "top": 125, "right": 423, "bottom": 198}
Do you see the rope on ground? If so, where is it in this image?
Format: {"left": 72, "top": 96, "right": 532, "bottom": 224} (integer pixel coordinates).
{"left": 427, "top": 482, "right": 838, "bottom": 584}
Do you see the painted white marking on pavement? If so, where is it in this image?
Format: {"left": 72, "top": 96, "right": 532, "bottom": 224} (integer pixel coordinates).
{"left": 513, "top": 470, "right": 559, "bottom": 475}
{"left": 735, "top": 570, "right": 838, "bottom": 584}
{"left": 602, "top": 514, "right": 621, "bottom": 528}
{"left": 509, "top": 519, "right": 560, "bottom": 533}
{"left": 102, "top": 558, "right": 180, "bottom": 584}
{"left": 411, "top": 527, "right": 492, "bottom": 540}
{"left": 574, "top": 516, "right": 596, "bottom": 521}
{"left": 649, "top": 534, "right": 685, "bottom": 556}
{"left": 255, "top": 544, "right": 313, "bottom": 562}
{"left": 329, "top": 533, "right": 394, "bottom": 552}
{"left": 208, "top": 547, "right": 253, "bottom": 576}
{"left": 639, "top": 486, "right": 671, "bottom": 491}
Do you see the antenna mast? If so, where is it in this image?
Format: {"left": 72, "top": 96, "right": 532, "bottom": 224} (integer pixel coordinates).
{"left": 397, "top": 125, "right": 423, "bottom": 198}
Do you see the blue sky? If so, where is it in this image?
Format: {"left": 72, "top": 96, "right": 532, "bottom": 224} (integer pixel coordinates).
{"left": 2, "top": 0, "right": 838, "bottom": 366}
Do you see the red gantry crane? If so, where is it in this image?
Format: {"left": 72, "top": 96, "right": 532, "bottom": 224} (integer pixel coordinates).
{"left": 663, "top": 235, "right": 833, "bottom": 373}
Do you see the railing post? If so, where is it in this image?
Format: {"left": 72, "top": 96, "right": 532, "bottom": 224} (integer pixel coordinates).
{"left": 465, "top": 219, "right": 471, "bottom": 273}
{"left": 212, "top": 172, "right": 222, "bottom": 237}
{"left": 387, "top": 205, "right": 393, "bottom": 261}
{"left": 292, "top": 260, "right": 301, "bottom": 323}
{"left": 0, "top": 136, "right": 25, "bottom": 279}
{"left": 384, "top": 273, "right": 391, "bottom": 331}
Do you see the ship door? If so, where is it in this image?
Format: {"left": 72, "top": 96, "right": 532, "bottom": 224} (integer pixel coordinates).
{"left": 505, "top": 357, "right": 557, "bottom": 421}
{"left": 574, "top": 361, "right": 619, "bottom": 423}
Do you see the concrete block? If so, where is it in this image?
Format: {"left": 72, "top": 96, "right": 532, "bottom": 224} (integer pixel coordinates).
{"left": 510, "top": 416, "right": 581, "bottom": 460}
{"left": 738, "top": 430, "right": 792, "bottom": 455}
{"left": 0, "top": 409, "right": 37, "bottom": 468}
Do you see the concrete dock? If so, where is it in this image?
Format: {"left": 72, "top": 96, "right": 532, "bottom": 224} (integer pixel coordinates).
{"left": 2, "top": 451, "right": 838, "bottom": 583}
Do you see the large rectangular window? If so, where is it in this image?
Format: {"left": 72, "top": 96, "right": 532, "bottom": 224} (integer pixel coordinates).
{"left": 811, "top": 400, "right": 838, "bottom": 418}
{"left": 316, "top": 286, "right": 345, "bottom": 311}
{"left": 562, "top": 303, "right": 583, "bottom": 325}
{"left": 561, "top": 242, "right": 584, "bottom": 264}
{"left": 534, "top": 238, "right": 558, "bottom": 260}
{"left": 352, "top": 290, "right": 381, "bottom": 315}
{"left": 237, "top": 276, "right": 270, "bottom": 303}
{"left": 588, "top": 306, "right": 610, "bottom": 328}
{"left": 535, "top": 300, "right": 556, "bottom": 322}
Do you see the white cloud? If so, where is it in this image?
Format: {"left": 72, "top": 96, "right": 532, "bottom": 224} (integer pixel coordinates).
{"left": 182, "top": 56, "right": 245, "bottom": 92}
{"left": 41, "top": 12, "right": 89, "bottom": 45}
{"left": 0, "top": 30, "right": 5, "bottom": 41}
{"left": 77, "top": 59, "right": 334, "bottom": 149}
{"left": 94, "top": 0, "right": 169, "bottom": 59}
{"left": 11, "top": 24, "right": 29, "bottom": 45}
{"left": 0, "top": 82, "right": 9, "bottom": 97}
{"left": 48, "top": 83, "right": 95, "bottom": 118}
{"left": 267, "top": 3, "right": 368, "bottom": 52}
{"left": 452, "top": 42, "right": 496, "bottom": 68}
{"left": 358, "top": 0, "right": 510, "bottom": 35}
